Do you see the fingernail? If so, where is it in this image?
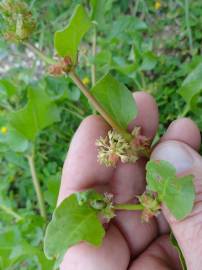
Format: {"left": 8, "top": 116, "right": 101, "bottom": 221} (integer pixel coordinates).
{"left": 151, "top": 141, "right": 193, "bottom": 173}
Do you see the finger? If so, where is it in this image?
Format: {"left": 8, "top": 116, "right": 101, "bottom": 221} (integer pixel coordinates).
{"left": 58, "top": 115, "right": 113, "bottom": 204}
{"left": 60, "top": 225, "right": 130, "bottom": 270}
{"left": 128, "top": 92, "right": 159, "bottom": 136}
{"left": 129, "top": 235, "right": 181, "bottom": 270}
{"left": 112, "top": 92, "right": 159, "bottom": 256}
{"left": 160, "top": 117, "right": 201, "bottom": 150}
{"left": 151, "top": 138, "right": 202, "bottom": 268}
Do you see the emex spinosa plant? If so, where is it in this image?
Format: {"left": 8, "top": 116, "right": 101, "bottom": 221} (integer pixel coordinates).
{"left": 0, "top": 1, "right": 196, "bottom": 268}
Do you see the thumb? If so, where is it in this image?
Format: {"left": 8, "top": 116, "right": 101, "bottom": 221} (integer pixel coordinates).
{"left": 151, "top": 140, "right": 202, "bottom": 270}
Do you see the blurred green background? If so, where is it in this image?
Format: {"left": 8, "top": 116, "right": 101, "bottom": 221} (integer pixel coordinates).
{"left": 0, "top": 0, "right": 202, "bottom": 269}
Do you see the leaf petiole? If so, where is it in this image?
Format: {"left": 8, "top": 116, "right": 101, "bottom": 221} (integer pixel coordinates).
{"left": 27, "top": 152, "right": 47, "bottom": 220}
{"left": 0, "top": 204, "right": 22, "bottom": 222}
{"left": 114, "top": 203, "right": 144, "bottom": 211}
{"left": 23, "top": 42, "right": 56, "bottom": 65}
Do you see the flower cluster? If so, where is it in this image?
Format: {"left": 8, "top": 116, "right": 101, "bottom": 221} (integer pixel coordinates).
{"left": 131, "top": 126, "right": 151, "bottom": 158}
{"left": 96, "top": 130, "right": 138, "bottom": 167}
{"left": 96, "top": 127, "right": 150, "bottom": 167}
{"left": 138, "top": 192, "right": 161, "bottom": 222}
{"left": 48, "top": 56, "right": 73, "bottom": 76}
{"left": 0, "top": 0, "right": 36, "bottom": 42}
{"left": 91, "top": 192, "right": 115, "bottom": 222}
{"left": 101, "top": 192, "right": 115, "bottom": 222}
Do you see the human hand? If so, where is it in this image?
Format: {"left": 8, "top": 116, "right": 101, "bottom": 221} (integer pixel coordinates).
{"left": 58, "top": 92, "right": 202, "bottom": 270}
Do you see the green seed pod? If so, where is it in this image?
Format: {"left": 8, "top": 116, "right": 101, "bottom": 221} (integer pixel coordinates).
{"left": 90, "top": 199, "right": 107, "bottom": 210}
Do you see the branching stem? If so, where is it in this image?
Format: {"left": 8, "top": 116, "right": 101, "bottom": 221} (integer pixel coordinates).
{"left": 0, "top": 204, "right": 22, "bottom": 221}
{"left": 64, "top": 107, "right": 84, "bottom": 120}
{"left": 91, "top": 26, "right": 97, "bottom": 87}
{"left": 185, "top": 0, "right": 193, "bottom": 54}
{"left": 27, "top": 152, "right": 47, "bottom": 220}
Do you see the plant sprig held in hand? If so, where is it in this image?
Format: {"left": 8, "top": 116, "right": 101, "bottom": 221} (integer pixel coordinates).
{"left": 48, "top": 4, "right": 151, "bottom": 167}
{"left": 1, "top": 1, "right": 196, "bottom": 268}
{"left": 42, "top": 4, "right": 195, "bottom": 266}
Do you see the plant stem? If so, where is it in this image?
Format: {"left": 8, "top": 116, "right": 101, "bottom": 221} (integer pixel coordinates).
{"left": 140, "top": 71, "right": 146, "bottom": 90}
{"left": 185, "top": 0, "right": 193, "bottom": 54}
{"left": 141, "top": 0, "right": 149, "bottom": 20}
{"left": 179, "top": 104, "right": 190, "bottom": 118}
{"left": 64, "top": 107, "right": 84, "bottom": 120}
{"left": 91, "top": 26, "right": 97, "bottom": 87}
{"left": 114, "top": 203, "right": 144, "bottom": 211}
{"left": 0, "top": 101, "right": 12, "bottom": 111}
{"left": 134, "top": 0, "right": 140, "bottom": 16}
{"left": 27, "top": 152, "right": 47, "bottom": 220}
{"left": 0, "top": 204, "right": 22, "bottom": 221}
{"left": 66, "top": 100, "right": 85, "bottom": 115}
{"left": 69, "top": 71, "right": 132, "bottom": 141}
{"left": 23, "top": 42, "right": 56, "bottom": 65}
{"left": 29, "top": 0, "right": 37, "bottom": 9}
{"left": 23, "top": 42, "right": 132, "bottom": 140}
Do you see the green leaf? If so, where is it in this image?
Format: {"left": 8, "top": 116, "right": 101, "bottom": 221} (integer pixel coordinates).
{"left": 140, "top": 52, "right": 158, "bottom": 71}
{"left": 90, "top": 0, "right": 105, "bottom": 24}
{"left": 6, "top": 127, "right": 29, "bottom": 152}
{"left": 179, "top": 62, "right": 202, "bottom": 104}
{"left": 44, "top": 174, "right": 60, "bottom": 208}
{"left": 146, "top": 160, "right": 176, "bottom": 193}
{"left": 45, "top": 76, "right": 80, "bottom": 102}
{"left": 9, "top": 86, "right": 60, "bottom": 141}
{"left": 91, "top": 73, "right": 137, "bottom": 129}
{"left": 44, "top": 193, "right": 105, "bottom": 264}
{"left": 0, "top": 121, "right": 29, "bottom": 153}
{"left": 54, "top": 4, "right": 91, "bottom": 62}
{"left": 164, "top": 175, "right": 195, "bottom": 219}
{"left": 0, "top": 229, "right": 54, "bottom": 269}
{"left": 109, "top": 16, "right": 147, "bottom": 40}
{"left": 146, "top": 160, "right": 195, "bottom": 220}
{"left": 0, "top": 78, "right": 16, "bottom": 97}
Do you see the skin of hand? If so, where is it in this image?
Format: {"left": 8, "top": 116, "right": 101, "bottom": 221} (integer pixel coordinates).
{"left": 58, "top": 92, "right": 202, "bottom": 270}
